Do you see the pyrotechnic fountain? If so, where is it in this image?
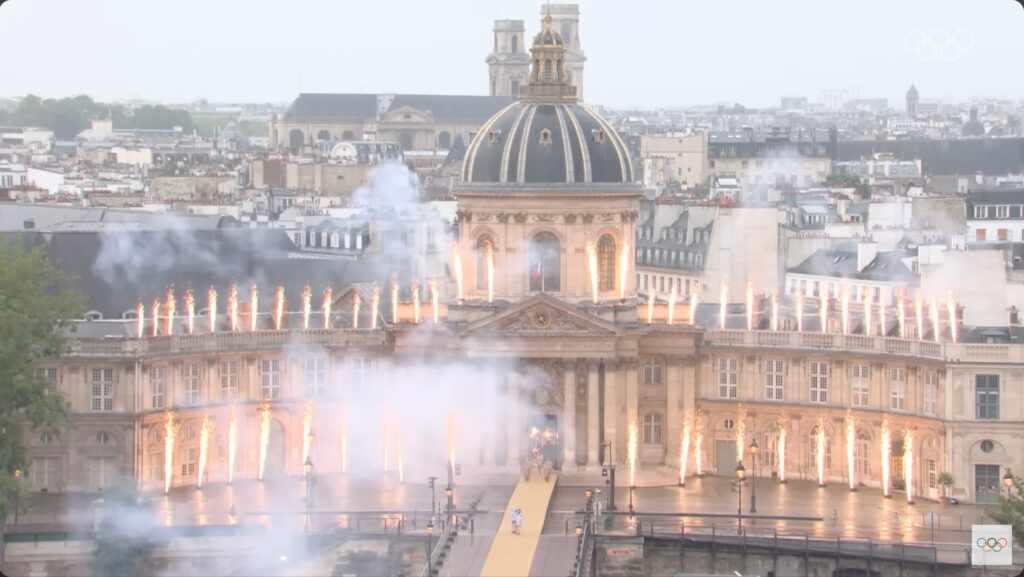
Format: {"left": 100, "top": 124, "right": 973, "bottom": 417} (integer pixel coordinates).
{"left": 915, "top": 290, "right": 924, "bottom": 340}
{"left": 898, "top": 290, "right": 907, "bottom": 338}
{"left": 302, "top": 401, "right": 315, "bottom": 467}
{"left": 446, "top": 414, "right": 457, "bottom": 480}
{"left": 846, "top": 413, "right": 856, "bottom": 490}
{"left": 258, "top": 402, "right": 271, "bottom": 481}
{"left": 881, "top": 420, "right": 891, "bottom": 498}
{"left": 619, "top": 242, "right": 630, "bottom": 300}
{"left": 646, "top": 291, "right": 655, "bottom": 324}
{"left": 816, "top": 421, "right": 826, "bottom": 486}
{"left": 948, "top": 293, "right": 958, "bottom": 343}
{"left": 391, "top": 276, "right": 399, "bottom": 324}
{"left": 863, "top": 294, "right": 872, "bottom": 336}
{"left": 208, "top": 287, "right": 217, "bottom": 333}
{"left": 163, "top": 411, "right": 175, "bottom": 494}
{"left": 587, "top": 243, "right": 599, "bottom": 304}
{"left": 452, "top": 243, "right": 464, "bottom": 300}
{"left": 352, "top": 292, "right": 361, "bottom": 329}
{"left": 719, "top": 281, "right": 727, "bottom": 329}
{"left": 228, "top": 285, "right": 239, "bottom": 332}
{"left": 165, "top": 289, "right": 176, "bottom": 335}
{"left": 136, "top": 301, "right": 145, "bottom": 338}
{"left": 412, "top": 281, "right": 421, "bottom": 324}
{"left": 322, "top": 287, "right": 332, "bottom": 330}
{"left": 273, "top": 286, "right": 285, "bottom": 330}
{"left": 841, "top": 287, "right": 850, "bottom": 335}
{"left": 778, "top": 425, "right": 787, "bottom": 483}
{"left": 694, "top": 419, "right": 703, "bottom": 476}
{"left": 679, "top": 416, "right": 691, "bottom": 485}
{"left": 430, "top": 279, "right": 439, "bottom": 323}
{"left": 198, "top": 415, "right": 211, "bottom": 488}
{"left": 183, "top": 289, "right": 194, "bottom": 334}
{"left": 746, "top": 281, "right": 754, "bottom": 330}
{"left": 628, "top": 416, "right": 638, "bottom": 487}
{"left": 689, "top": 290, "right": 698, "bottom": 326}
{"left": 227, "top": 403, "right": 237, "bottom": 484}
{"left": 930, "top": 296, "right": 940, "bottom": 343}
{"left": 302, "top": 285, "right": 311, "bottom": 330}
{"left": 668, "top": 281, "right": 677, "bottom": 325}
{"left": 819, "top": 290, "right": 828, "bottom": 334}
{"left": 249, "top": 285, "right": 259, "bottom": 332}
{"left": 394, "top": 420, "right": 404, "bottom": 483}
{"left": 735, "top": 407, "right": 746, "bottom": 462}
{"left": 485, "top": 241, "right": 495, "bottom": 304}
{"left": 904, "top": 430, "right": 914, "bottom": 503}
{"left": 880, "top": 300, "right": 887, "bottom": 338}
{"left": 794, "top": 291, "right": 803, "bottom": 332}
{"left": 771, "top": 291, "right": 778, "bottom": 331}
{"left": 371, "top": 285, "right": 380, "bottom": 329}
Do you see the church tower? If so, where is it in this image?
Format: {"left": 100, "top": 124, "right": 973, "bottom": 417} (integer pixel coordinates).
{"left": 543, "top": 4, "right": 586, "bottom": 101}
{"left": 906, "top": 84, "right": 919, "bottom": 117}
{"left": 487, "top": 20, "right": 531, "bottom": 97}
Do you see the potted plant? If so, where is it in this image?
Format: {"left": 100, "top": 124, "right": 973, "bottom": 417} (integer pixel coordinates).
{"left": 937, "top": 472, "right": 955, "bottom": 504}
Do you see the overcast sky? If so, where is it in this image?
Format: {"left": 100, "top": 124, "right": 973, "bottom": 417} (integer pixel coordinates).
{"left": 1, "top": 0, "right": 1021, "bottom": 109}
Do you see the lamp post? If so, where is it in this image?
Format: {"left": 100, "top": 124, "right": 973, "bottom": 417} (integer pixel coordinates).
{"left": 303, "top": 457, "right": 314, "bottom": 533}
{"left": 426, "top": 521, "right": 434, "bottom": 570}
{"left": 735, "top": 461, "right": 746, "bottom": 534}
{"left": 748, "top": 438, "right": 759, "bottom": 514}
{"left": 445, "top": 485, "right": 453, "bottom": 528}
{"left": 1003, "top": 469, "right": 1015, "bottom": 499}
{"left": 600, "top": 442, "right": 616, "bottom": 512}
{"left": 427, "top": 476, "right": 437, "bottom": 520}
{"left": 13, "top": 469, "right": 20, "bottom": 525}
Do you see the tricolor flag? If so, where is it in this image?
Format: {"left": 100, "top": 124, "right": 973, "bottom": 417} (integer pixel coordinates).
{"left": 536, "top": 261, "right": 543, "bottom": 283}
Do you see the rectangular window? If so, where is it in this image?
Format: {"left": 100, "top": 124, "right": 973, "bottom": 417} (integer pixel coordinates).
{"left": 261, "top": 359, "right": 281, "bottom": 400}
{"left": 352, "top": 357, "right": 373, "bottom": 388}
{"left": 927, "top": 459, "right": 937, "bottom": 489}
{"left": 150, "top": 452, "right": 164, "bottom": 482}
{"left": 998, "top": 228, "right": 1009, "bottom": 241}
{"left": 220, "top": 362, "right": 238, "bottom": 401}
{"left": 181, "top": 448, "right": 196, "bottom": 477}
{"left": 718, "top": 358, "right": 738, "bottom": 398}
{"left": 852, "top": 364, "right": 869, "bottom": 407}
{"left": 36, "top": 368, "right": 58, "bottom": 394}
{"left": 923, "top": 371, "right": 937, "bottom": 415}
{"left": 305, "top": 358, "right": 327, "bottom": 398}
{"left": 31, "top": 457, "right": 57, "bottom": 488}
{"left": 976, "top": 229, "right": 986, "bottom": 241}
{"left": 764, "top": 360, "right": 784, "bottom": 401}
{"left": 643, "top": 360, "right": 662, "bottom": 385}
{"left": 974, "top": 205, "right": 988, "bottom": 219}
{"left": 997, "top": 205, "right": 1009, "bottom": 219}
{"left": 809, "top": 362, "right": 828, "bottom": 403}
{"left": 889, "top": 368, "right": 906, "bottom": 410}
{"left": 88, "top": 457, "right": 117, "bottom": 488}
{"left": 151, "top": 366, "right": 166, "bottom": 409}
{"left": 183, "top": 364, "right": 199, "bottom": 406}
{"left": 90, "top": 368, "right": 114, "bottom": 412}
{"left": 975, "top": 374, "right": 1000, "bottom": 419}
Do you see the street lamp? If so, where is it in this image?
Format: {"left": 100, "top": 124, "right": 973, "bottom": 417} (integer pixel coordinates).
{"left": 304, "top": 457, "right": 314, "bottom": 532}
{"left": 445, "top": 486, "right": 453, "bottom": 527}
{"left": 748, "top": 438, "right": 759, "bottom": 514}
{"left": 1003, "top": 469, "right": 1015, "bottom": 498}
{"left": 735, "top": 461, "right": 746, "bottom": 534}
{"left": 427, "top": 476, "right": 437, "bottom": 520}
{"left": 426, "top": 521, "right": 434, "bottom": 569}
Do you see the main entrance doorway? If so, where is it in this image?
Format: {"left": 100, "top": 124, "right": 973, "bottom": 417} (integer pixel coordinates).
{"left": 524, "top": 414, "right": 561, "bottom": 470}
{"left": 716, "top": 440, "right": 737, "bottom": 475}
{"left": 975, "top": 464, "right": 1001, "bottom": 504}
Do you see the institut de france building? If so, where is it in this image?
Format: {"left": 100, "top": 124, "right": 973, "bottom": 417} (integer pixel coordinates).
{"left": 21, "top": 14, "right": 1024, "bottom": 509}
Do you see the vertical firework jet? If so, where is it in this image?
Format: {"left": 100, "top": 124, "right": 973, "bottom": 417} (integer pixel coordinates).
{"left": 746, "top": 281, "right": 754, "bottom": 330}
{"left": 846, "top": 413, "right": 856, "bottom": 490}
{"left": 412, "top": 281, "right": 421, "bottom": 324}
{"left": 371, "top": 285, "right": 380, "bottom": 329}
{"left": 694, "top": 420, "right": 703, "bottom": 476}
{"left": 816, "top": 421, "right": 826, "bottom": 486}
{"left": 619, "top": 242, "right": 630, "bottom": 300}
{"left": 137, "top": 301, "right": 145, "bottom": 338}
{"left": 881, "top": 420, "right": 891, "bottom": 497}
{"left": 152, "top": 298, "right": 161, "bottom": 337}
{"left": 689, "top": 289, "right": 698, "bottom": 326}
{"left": 258, "top": 402, "right": 271, "bottom": 480}
{"left": 302, "top": 400, "right": 315, "bottom": 467}
{"left": 273, "top": 286, "right": 285, "bottom": 330}
{"left": 819, "top": 289, "right": 828, "bottom": 334}
{"left": 352, "top": 292, "right": 361, "bottom": 329}
{"left": 163, "top": 411, "right": 175, "bottom": 494}
{"left": 165, "top": 289, "right": 176, "bottom": 335}
{"left": 446, "top": 414, "right": 457, "bottom": 477}
{"left": 647, "top": 291, "right": 655, "bottom": 324}
{"left": 430, "top": 279, "right": 439, "bottom": 323}
{"left": 228, "top": 285, "right": 239, "bottom": 331}
{"left": 771, "top": 291, "right": 778, "bottom": 331}
{"left": 719, "top": 281, "right": 727, "bottom": 329}
{"left": 735, "top": 408, "right": 746, "bottom": 462}
{"left": 880, "top": 300, "right": 887, "bottom": 338}
{"left": 679, "top": 417, "right": 691, "bottom": 485}
{"left": 778, "top": 425, "right": 787, "bottom": 483}
{"left": 322, "top": 287, "right": 332, "bottom": 330}
{"left": 451, "top": 243, "right": 463, "bottom": 300}
{"left": 207, "top": 287, "right": 217, "bottom": 333}
{"left": 302, "top": 284, "right": 311, "bottom": 330}
{"left": 904, "top": 430, "right": 914, "bottom": 503}
{"left": 185, "top": 289, "right": 195, "bottom": 334}
{"left": 227, "top": 403, "right": 237, "bottom": 484}
{"left": 915, "top": 290, "right": 924, "bottom": 340}
{"left": 198, "top": 415, "right": 211, "bottom": 488}
{"left": 863, "top": 293, "right": 872, "bottom": 337}
{"left": 795, "top": 291, "right": 803, "bottom": 332}
{"left": 628, "top": 416, "right": 638, "bottom": 487}
{"left": 587, "top": 243, "right": 599, "bottom": 304}
{"left": 394, "top": 419, "right": 404, "bottom": 483}
{"left": 668, "top": 281, "right": 677, "bottom": 325}
{"left": 948, "top": 292, "right": 958, "bottom": 343}
{"left": 898, "top": 289, "right": 907, "bottom": 338}
{"left": 391, "top": 275, "right": 399, "bottom": 324}
{"left": 249, "top": 285, "right": 259, "bottom": 332}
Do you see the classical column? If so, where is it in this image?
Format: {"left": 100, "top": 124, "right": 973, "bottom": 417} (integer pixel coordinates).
{"left": 666, "top": 359, "right": 682, "bottom": 466}
{"left": 563, "top": 362, "right": 576, "bottom": 468}
{"left": 587, "top": 363, "right": 600, "bottom": 465}
{"left": 603, "top": 362, "right": 617, "bottom": 463}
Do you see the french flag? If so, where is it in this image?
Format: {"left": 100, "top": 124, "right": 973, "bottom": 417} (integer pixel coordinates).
{"left": 536, "top": 261, "right": 543, "bottom": 283}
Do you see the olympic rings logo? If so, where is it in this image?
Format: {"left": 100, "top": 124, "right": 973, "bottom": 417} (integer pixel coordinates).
{"left": 904, "top": 29, "right": 975, "bottom": 62}
{"left": 976, "top": 537, "right": 1008, "bottom": 552}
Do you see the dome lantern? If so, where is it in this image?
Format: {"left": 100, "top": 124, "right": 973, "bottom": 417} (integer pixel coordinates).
{"left": 521, "top": 10, "right": 576, "bottom": 102}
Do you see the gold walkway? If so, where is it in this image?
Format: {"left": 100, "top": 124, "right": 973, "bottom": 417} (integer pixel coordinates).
{"left": 478, "top": 474, "right": 558, "bottom": 577}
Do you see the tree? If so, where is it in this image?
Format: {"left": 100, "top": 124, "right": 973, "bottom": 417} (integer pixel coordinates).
{"left": 88, "top": 483, "right": 162, "bottom": 577}
{"left": 825, "top": 173, "right": 871, "bottom": 198}
{"left": 989, "top": 473, "right": 1024, "bottom": 544}
{"left": 936, "top": 472, "right": 954, "bottom": 503}
{"left": 0, "top": 237, "right": 85, "bottom": 524}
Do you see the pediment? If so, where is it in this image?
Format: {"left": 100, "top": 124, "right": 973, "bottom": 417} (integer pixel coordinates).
{"left": 459, "top": 294, "right": 623, "bottom": 338}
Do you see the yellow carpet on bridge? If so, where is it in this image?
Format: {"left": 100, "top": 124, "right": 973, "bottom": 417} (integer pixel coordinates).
{"left": 478, "top": 474, "right": 558, "bottom": 577}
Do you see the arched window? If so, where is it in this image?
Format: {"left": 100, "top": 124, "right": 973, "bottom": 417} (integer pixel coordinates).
{"left": 543, "top": 59, "right": 553, "bottom": 81}
{"left": 511, "top": 34, "right": 519, "bottom": 53}
{"left": 288, "top": 129, "right": 304, "bottom": 151}
{"left": 476, "top": 235, "right": 495, "bottom": 290}
{"left": 642, "top": 413, "right": 664, "bottom": 445}
{"left": 95, "top": 432, "right": 110, "bottom": 446}
{"left": 316, "top": 130, "right": 330, "bottom": 141}
{"left": 597, "top": 234, "right": 616, "bottom": 292}
{"left": 342, "top": 130, "right": 355, "bottom": 141}
{"left": 438, "top": 131, "right": 452, "bottom": 150}
{"left": 529, "top": 232, "right": 561, "bottom": 292}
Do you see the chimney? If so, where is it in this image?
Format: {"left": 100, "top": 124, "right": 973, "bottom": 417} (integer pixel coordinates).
{"left": 857, "top": 242, "right": 878, "bottom": 272}
{"left": 1010, "top": 306, "right": 1019, "bottom": 339}
{"left": 743, "top": 126, "right": 754, "bottom": 142}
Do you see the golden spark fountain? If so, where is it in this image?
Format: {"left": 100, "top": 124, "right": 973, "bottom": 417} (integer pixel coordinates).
{"left": 689, "top": 290, "right": 698, "bottom": 326}
{"left": 412, "top": 281, "right": 421, "bottom": 324}
{"left": 719, "top": 281, "right": 727, "bottom": 329}
{"left": 695, "top": 420, "right": 703, "bottom": 476}
{"left": 322, "top": 287, "right": 332, "bottom": 330}
{"left": 352, "top": 291, "right": 361, "bottom": 330}
{"left": 273, "top": 286, "right": 285, "bottom": 330}
{"left": 619, "top": 242, "right": 630, "bottom": 299}
{"left": 948, "top": 292, "right": 958, "bottom": 343}
{"left": 452, "top": 243, "right": 464, "bottom": 300}
{"left": 647, "top": 290, "right": 655, "bottom": 324}
{"left": 816, "top": 420, "right": 826, "bottom": 486}
{"left": 394, "top": 420, "right": 404, "bottom": 483}
{"left": 371, "top": 285, "right": 380, "bottom": 329}
{"left": 880, "top": 301, "right": 888, "bottom": 338}
{"left": 846, "top": 413, "right": 856, "bottom": 490}
{"left": 391, "top": 276, "right": 399, "bottom": 324}
{"left": 430, "top": 279, "right": 439, "bottom": 323}
{"left": 136, "top": 301, "right": 145, "bottom": 338}
{"left": 736, "top": 409, "right": 746, "bottom": 462}
{"left": 485, "top": 241, "right": 495, "bottom": 304}
{"left": 897, "top": 290, "right": 906, "bottom": 338}
{"left": 746, "top": 281, "right": 754, "bottom": 330}
{"left": 915, "top": 290, "right": 924, "bottom": 340}
{"left": 881, "top": 420, "right": 891, "bottom": 497}
{"left": 679, "top": 417, "right": 691, "bottom": 485}
{"left": 152, "top": 298, "right": 161, "bottom": 337}
{"left": 841, "top": 286, "right": 850, "bottom": 335}
{"left": 778, "top": 425, "right": 787, "bottom": 483}
{"left": 249, "top": 285, "right": 259, "bottom": 332}
{"left": 162, "top": 411, "right": 175, "bottom": 494}
{"left": 207, "top": 287, "right": 217, "bottom": 333}
{"left": 302, "top": 400, "right": 315, "bottom": 467}
{"left": 668, "top": 281, "right": 678, "bottom": 325}
{"left": 930, "top": 296, "right": 940, "bottom": 343}
{"left": 904, "top": 430, "right": 914, "bottom": 503}
{"left": 446, "top": 414, "right": 457, "bottom": 476}
{"left": 198, "top": 415, "right": 211, "bottom": 488}
{"left": 258, "top": 401, "right": 271, "bottom": 481}
{"left": 165, "top": 289, "right": 176, "bottom": 335}
{"left": 228, "top": 285, "right": 239, "bottom": 332}
{"left": 863, "top": 294, "right": 872, "bottom": 337}
{"left": 795, "top": 291, "right": 804, "bottom": 332}
{"left": 819, "top": 289, "right": 828, "bottom": 334}
{"left": 227, "top": 403, "right": 237, "bottom": 484}
{"left": 302, "top": 284, "right": 311, "bottom": 330}
{"left": 771, "top": 291, "right": 779, "bottom": 331}
{"left": 628, "top": 415, "right": 638, "bottom": 487}
{"left": 587, "top": 242, "right": 599, "bottom": 304}
{"left": 183, "top": 290, "right": 198, "bottom": 336}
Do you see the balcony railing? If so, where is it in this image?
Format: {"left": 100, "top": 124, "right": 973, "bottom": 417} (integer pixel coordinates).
{"left": 64, "top": 329, "right": 389, "bottom": 358}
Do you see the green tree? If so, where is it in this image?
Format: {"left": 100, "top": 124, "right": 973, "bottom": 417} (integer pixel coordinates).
{"left": 937, "top": 472, "right": 955, "bottom": 503}
{"left": 88, "top": 483, "right": 162, "bottom": 577}
{"left": 825, "top": 173, "right": 871, "bottom": 198}
{"left": 990, "top": 473, "right": 1024, "bottom": 544}
{"left": 0, "top": 237, "right": 85, "bottom": 525}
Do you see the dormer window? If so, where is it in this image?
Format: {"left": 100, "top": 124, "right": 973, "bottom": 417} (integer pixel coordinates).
{"left": 488, "top": 130, "right": 502, "bottom": 145}
{"left": 539, "top": 129, "right": 552, "bottom": 146}
{"left": 85, "top": 311, "right": 103, "bottom": 321}
{"left": 593, "top": 129, "right": 606, "bottom": 144}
